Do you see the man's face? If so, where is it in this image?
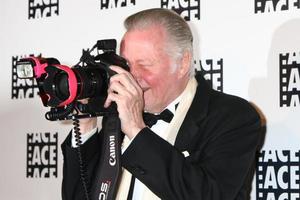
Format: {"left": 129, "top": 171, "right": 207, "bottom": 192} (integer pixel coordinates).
{"left": 120, "top": 25, "right": 185, "bottom": 113}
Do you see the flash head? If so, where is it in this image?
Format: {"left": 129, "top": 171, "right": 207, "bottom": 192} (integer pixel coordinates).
{"left": 16, "top": 61, "right": 34, "bottom": 78}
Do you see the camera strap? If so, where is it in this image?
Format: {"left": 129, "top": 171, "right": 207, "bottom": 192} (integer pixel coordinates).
{"left": 90, "top": 113, "right": 122, "bottom": 200}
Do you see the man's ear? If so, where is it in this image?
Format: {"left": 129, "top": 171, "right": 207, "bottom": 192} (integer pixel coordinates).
{"left": 178, "top": 51, "right": 192, "bottom": 78}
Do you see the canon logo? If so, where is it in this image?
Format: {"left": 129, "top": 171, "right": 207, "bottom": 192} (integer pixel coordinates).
{"left": 109, "top": 135, "right": 116, "bottom": 166}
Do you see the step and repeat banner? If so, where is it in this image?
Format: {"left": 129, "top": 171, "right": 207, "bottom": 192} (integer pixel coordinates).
{"left": 0, "top": 0, "right": 300, "bottom": 199}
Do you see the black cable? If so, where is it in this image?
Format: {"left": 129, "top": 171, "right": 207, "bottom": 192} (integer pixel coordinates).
{"left": 45, "top": 104, "right": 74, "bottom": 121}
{"left": 73, "top": 118, "right": 91, "bottom": 200}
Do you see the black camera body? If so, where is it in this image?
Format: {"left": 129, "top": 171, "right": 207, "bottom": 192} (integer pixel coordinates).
{"left": 16, "top": 39, "right": 129, "bottom": 120}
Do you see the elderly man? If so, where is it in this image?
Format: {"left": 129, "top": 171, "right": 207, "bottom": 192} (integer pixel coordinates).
{"left": 62, "top": 8, "right": 261, "bottom": 200}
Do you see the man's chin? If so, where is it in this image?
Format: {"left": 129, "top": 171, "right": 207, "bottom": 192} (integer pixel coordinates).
{"left": 143, "top": 103, "right": 154, "bottom": 113}
{"left": 143, "top": 92, "right": 158, "bottom": 112}
{"left": 144, "top": 102, "right": 162, "bottom": 114}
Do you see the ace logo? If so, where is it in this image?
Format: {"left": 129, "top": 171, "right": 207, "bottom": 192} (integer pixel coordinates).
{"left": 279, "top": 52, "right": 300, "bottom": 107}
{"left": 28, "top": 0, "right": 59, "bottom": 19}
{"left": 256, "top": 150, "right": 300, "bottom": 200}
{"left": 194, "top": 58, "right": 223, "bottom": 92}
{"left": 255, "top": 0, "right": 300, "bottom": 13}
{"left": 161, "top": 0, "right": 200, "bottom": 21}
{"left": 26, "top": 132, "right": 58, "bottom": 178}
{"left": 100, "top": 0, "right": 135, "bottom": 9}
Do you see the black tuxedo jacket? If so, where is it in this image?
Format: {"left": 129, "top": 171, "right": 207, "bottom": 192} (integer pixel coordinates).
{"left": 61, "top": 72, "right": 261, "bottom": 200}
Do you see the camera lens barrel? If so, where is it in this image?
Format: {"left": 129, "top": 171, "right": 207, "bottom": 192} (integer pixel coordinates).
{"left": 73, "top": 67, "right": 108, "bottom": 100}
{"left": 43, "top": 65, "right": 108, "bottom": 107}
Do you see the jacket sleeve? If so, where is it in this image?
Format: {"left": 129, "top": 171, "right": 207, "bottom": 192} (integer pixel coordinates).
{"left": 61, "top": 130, "right": 103, "bottom": 200}
{"left": 121, "top": 102, "right": 261, "bottom": 200}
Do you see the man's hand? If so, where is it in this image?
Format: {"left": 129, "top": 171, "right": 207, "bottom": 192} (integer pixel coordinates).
{"left": 104, "top": 65, "right": 146, "bottom": 139}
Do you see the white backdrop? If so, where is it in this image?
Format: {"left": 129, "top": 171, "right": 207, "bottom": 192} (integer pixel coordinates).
{"left": 1, "top": 0, "right": 300, "bottom": 199}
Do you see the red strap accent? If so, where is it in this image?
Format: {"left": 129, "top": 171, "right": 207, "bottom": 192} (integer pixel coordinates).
{"left": 55, "top": 65, "right": 78, "bottom": 107}
{"left": 31, "top": 57, "right": 48, "bottom": 78}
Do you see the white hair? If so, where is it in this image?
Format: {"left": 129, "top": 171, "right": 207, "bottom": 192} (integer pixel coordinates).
{"left": 124, "top": 8, "right": 195, "bottom": 77}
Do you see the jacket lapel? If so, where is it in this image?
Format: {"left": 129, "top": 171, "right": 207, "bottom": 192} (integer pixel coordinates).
{"left": 174, "top": 73, "right": 211, "bottom": 150}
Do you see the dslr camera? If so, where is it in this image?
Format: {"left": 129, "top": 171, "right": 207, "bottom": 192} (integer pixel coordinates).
{"left": 16, "top": 39, "right": 129, "bottom": 120}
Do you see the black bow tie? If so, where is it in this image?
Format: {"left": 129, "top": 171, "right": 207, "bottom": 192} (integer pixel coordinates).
{"left": 143, "top": 109, "right": 174, "bottom": 128}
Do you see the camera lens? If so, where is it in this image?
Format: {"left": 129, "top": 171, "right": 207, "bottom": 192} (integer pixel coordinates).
{"left": 43, "top": 64, "right": 109, "bottom": 107}
{"left": 43, "top": 65, "right": 77, "bottom": 107}
{"left": 73, "top": 67, "right": 108, "bottom": 99}
{"left": 54, "top": 72, "right": 70, "bottom": 100}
